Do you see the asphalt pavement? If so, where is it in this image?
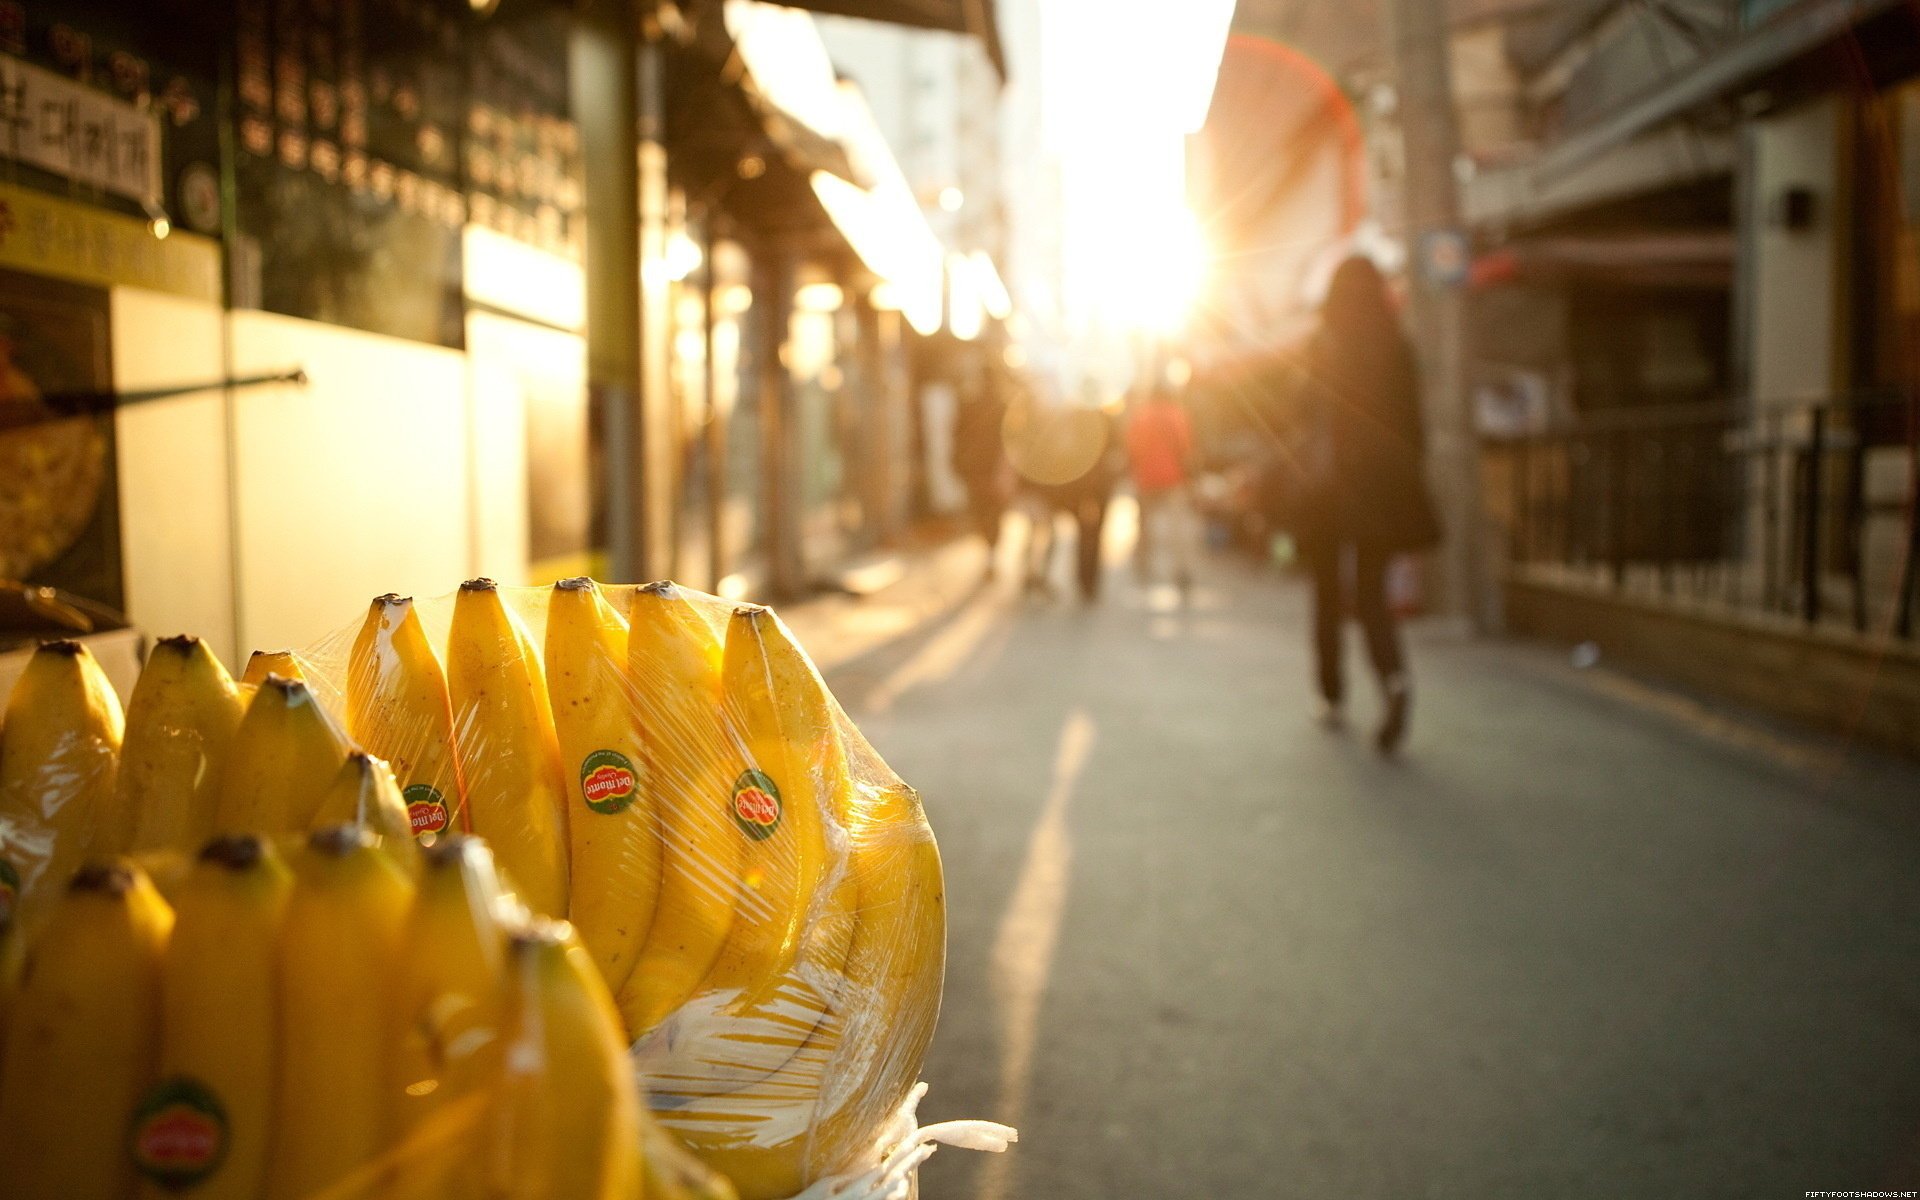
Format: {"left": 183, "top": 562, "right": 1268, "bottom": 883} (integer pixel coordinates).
{"left": 790, "top": 515, "right": 1920, "bottom": 1200}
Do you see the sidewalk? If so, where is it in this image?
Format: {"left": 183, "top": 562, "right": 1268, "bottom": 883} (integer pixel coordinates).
{"left": 780, "top": 513, "right": 1920, "bottom": 1200}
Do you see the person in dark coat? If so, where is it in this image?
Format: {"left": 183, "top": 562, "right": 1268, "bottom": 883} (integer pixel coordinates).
{"left": 951, "top": 366, "right": 1013, "bottom": 582}
{"left": 1293, "top": 256, "right": 1440, "bottom": 753}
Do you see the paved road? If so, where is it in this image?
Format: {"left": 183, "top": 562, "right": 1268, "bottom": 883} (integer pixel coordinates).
{"left": 797, "top": 528, "right": 1920, "bottom": 1200}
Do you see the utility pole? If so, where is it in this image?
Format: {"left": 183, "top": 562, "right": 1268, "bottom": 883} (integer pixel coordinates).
{"left": 1386, "top": 0, "right": 1484, "bottom": 629}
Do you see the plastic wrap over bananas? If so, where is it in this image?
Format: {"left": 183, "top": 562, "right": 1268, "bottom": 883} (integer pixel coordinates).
{"left": 0, "top": 579, "right": 1006, "bottom": 1200}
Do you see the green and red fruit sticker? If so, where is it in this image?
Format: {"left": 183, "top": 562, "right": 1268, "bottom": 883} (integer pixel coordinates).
{"left": 580, "top": 749, "right": 639, "bottom": 815}
{"left": 0, "top": 856, "right": 18, "bottom": 929}
{"left": 131, "top": 1076, "right": 227, "bottom": 1189}
{"left": 403, "top": 784, "right": 450, "bottom": 838}
{"left": 731, "top": 769, "right": 783, "bottom": 840}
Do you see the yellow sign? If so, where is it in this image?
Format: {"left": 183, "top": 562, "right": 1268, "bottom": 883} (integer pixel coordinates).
{"left": 0, "top": 184, "right": 220, "bottom": 303}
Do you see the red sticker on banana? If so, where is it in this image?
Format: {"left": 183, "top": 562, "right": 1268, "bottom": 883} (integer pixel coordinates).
{"left": 131, "top": 1076, "right": 228, "bottom": 1189}
{"left": 580, "top": 749, "right": 639, "bottom": 815}
{"left": 731, "top": 769, "right": 783, "bottom": 840}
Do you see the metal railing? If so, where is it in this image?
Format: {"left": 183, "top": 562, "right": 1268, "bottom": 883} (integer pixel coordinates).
{"left": 1483, "top": 393, "right": 1920, "bottom": 638}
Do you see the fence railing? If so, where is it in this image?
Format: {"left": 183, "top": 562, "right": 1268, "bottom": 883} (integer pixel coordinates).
{"left": 1481, "top": 394, "right": 1920, "bottom": 639}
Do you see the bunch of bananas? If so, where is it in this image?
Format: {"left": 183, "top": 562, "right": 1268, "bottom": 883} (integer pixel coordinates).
{"left": 0, "top": 577, "right": 944, "bottom": 1200}
{"left": 0, "top": 827, "right": 735, "bottom": 1200}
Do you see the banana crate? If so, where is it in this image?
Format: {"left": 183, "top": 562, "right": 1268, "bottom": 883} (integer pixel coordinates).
{"left": 0, "top": 579, "right": 1012, "bottom": 1200}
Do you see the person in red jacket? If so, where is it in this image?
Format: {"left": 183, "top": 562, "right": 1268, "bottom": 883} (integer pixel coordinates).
{"left": 1126, "top": 380, "right": 1197, "bottom": 596}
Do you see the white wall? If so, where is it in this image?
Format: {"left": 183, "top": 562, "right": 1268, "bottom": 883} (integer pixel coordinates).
{"left": 1749, "top": 96, "right": 1842, "bottom": 408}
{"left": 110, "top": 287, "right": 237, "bottom": 669}
{"left": 224, "top": 311, "right": 473, "bottom": 655}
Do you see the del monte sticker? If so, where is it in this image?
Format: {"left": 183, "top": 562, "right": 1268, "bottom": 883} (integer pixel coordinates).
{"left": 131, "top": 1076, "right": 227, "bottom": 1189}
{"left": 403, "top": 783, "right": 450, "bottom": 838}
{"left": 731, "top": 769, "right": 783, "bottom": 840}
{"left": 580, "top": 749, "right": 639, "bottom": 815}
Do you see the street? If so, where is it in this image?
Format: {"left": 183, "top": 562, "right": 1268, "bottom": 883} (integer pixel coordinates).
{"left": 795, "top": 524, "right": 1920, "bottom": 1200}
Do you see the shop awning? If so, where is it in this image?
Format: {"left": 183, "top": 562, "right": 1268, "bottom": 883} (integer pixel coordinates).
{"left": 772, "top": 0, "right": 1005, "bottom": 79}
{"left": 1527, "top": 0, "right": 1909, "bottom": 181}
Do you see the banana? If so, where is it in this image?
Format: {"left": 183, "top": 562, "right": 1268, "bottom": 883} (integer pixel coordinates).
{"left": 547, "top": 577, "right": 658, "bottom": 997}
{"left": 640, "top": 1112, "right": 740, "bottom": 1200}
{"left": 113, "top": 635, "right": 246, "bottom": 856}
{"left": 392, "top": 834, "right": 509, "bottom": 1185}
{"left": 662, "top": 781, "right": 945, "bottom": 1200}
{"left": 0, "top": 638, "right": 125, "bottom": 916}
{"left": 241, "top": 649, "right": 309, "bottom": 685}
{"left": 135, "top": 834, "right": 292, "bottom": 1199}
{"left": 216, "top": 675, "right": 351, "bottom": 835}
{"left": 619, "top": 582, "right": 744, "bottom": 1038}
{"left": 313, "top": 751, "right": 420, "bottom": 875}
{"left": 701, "top": 606, "right": 841, "bottom": 1011}
{"left": 488, "top": 918, "right": 641, "bottom": 1200}
{"left": 0, "top": 858, "right": 173, "bottom": 1197}
{"left": 347, "top": 594, "right": 467, "bottom": 845}
{"left": 446, "top": 579, "right": 570, "bottom": 917}
{"left": 267, "top": 824, "right": 415, "bottom": 1200}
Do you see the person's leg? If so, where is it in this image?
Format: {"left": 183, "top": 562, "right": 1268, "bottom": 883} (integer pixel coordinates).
{"left": 1133, "top": 488, "right": 1160, "bottom": 582}
{"left": 1168, "top": 486, "right": 1196, "bottom": 593}
{"left": 1353, "top": 544, "right": 1409, "bottom": 751}
{"left": 1304, "top": 543, "right": 1344, "bottom": 709}
{"left": 1076, "top": 496, "right": 1109, "bottom": 600}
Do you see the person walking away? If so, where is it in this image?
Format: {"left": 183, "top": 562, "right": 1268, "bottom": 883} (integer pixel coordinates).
{"left": 1293, "top": 256, "right": 1440, "bottom": 754}
{"left": 951, "top": 370, "right": 1013, "bottom": 583}
{"left": 1126, "top": 381, "right": 1197, "bottom": 596}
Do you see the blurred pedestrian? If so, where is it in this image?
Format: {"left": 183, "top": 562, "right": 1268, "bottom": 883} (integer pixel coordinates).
{"left": 1292, "top": 256, "right": 1440, "bottom": 754}
{"left": 1010, "top": 401, "right": 1122, "bottom": 603}
{"left": 951, "top": 367, "right": 1013, "bottom": 584}
{"left": 1126, "top": 378, "right": 1197, "bottom": 596}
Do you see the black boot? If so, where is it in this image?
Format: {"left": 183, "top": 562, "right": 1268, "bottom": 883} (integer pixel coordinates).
{"left": 1376, "top": 674, "right": 1410, "bottom": 755}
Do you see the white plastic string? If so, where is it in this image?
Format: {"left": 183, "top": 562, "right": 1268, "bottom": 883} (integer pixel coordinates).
{"left": 782, "top": 1083, "right": 1018, "bottom": 1200}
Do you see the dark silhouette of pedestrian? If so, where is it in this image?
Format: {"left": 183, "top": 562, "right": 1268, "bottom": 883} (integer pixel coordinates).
{"left": 951, "top": 368, "right": 1013, "bottom": 583}
{"left": 1293, "top": 256, "right": 1440, "bottom": 753}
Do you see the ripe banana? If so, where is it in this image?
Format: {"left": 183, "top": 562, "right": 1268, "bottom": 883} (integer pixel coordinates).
{"left": 0, "top": 638, "right": 125, "bottom": 915}
{"left": 113, "top": 635, "right": 246, "bottom": 855}
{"left": 0, "top": 858, "right": 173, "bottom": 1197}
{"left": 547, "top": 577, "right": 657, "bottom": 997}
{"left": 640, "top": 1112, "right": 741, "bottom": 1200}
{"left": 347, "top": 593, "right": 467, "bottom": 845}
{"left": 701, "top": 606, "right": 841, "bottom": 1011}
{"left": 446, "top": 579, "right": 569, "bottom": 917}
{"left": 660, "top": 781, "right": 944, "bottom": 1200}
{"left": 313, "top": 751, "right": 419, "bottom": 875}
{"left": 488, "top": 918, "right": 641, "bottom": 1200}
{"left": 135, "top": 834, "right": 292, "bottom": 1199}
{"left": 241, "top": 649, "right": 309, "bottom": 685}
{"left": 392, "top": 834, "right": 509, "bottom": 1173}
{"left": 619, "top": 582, "right": 744, "bottom": 1038}
{"left": 216, "top": 675, "right": 351, "bottom": 835}
{"left": 267, "top": 824, "right": 415, "bottom": 1200}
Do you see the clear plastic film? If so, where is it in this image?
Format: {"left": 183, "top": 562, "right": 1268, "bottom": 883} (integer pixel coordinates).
{"left": 299, "top": 579, "right": 949, "bottom": 1199}
{"left": 0, "top": 578, "right": 956, "bottom": 1200}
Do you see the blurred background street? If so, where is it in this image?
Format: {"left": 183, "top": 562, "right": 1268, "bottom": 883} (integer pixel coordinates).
{"left": 795, "top": 516, "right": 1920, "bottom": 1199}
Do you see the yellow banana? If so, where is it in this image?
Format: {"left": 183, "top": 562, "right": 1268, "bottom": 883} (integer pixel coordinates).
{"left": 392, "top": 833, "right": 509, "bottom": 1189}
{"left": 0, "top": 858, "right": 173, "bottom": 1197}
{"left": 702, "top": 606, "right": 840, "bottom": 1010}
{"left": 547, "top": 577, "right": 657, "bottom": 997}
{"left": 640, "top": 1112, "right": 740, "bottom": 1200}
{"left": 446, "top": 579, "right": 570, "bottom": 917}
{"left": 241, "top": 649, "right": 309, "bottom": 685}
{"left": 619, "top": 582, "right": 744, "bottom": 1038}
{"left": 267, "top": 824, "right": 415, "bottom": 1200}
{"left": 0, "top": 638, "right": 125, "bottom": 916}
{"left": 216, "top": 675, "right": 351, "bottom": 835}
{"left": 313, "top": 751, "right": 420, "bottom": 876}
{"left": 664, "top": 782, "right": 945, "bottom": 1199}
{"left": 135, "top": 834, "right": 292, "bottom": 1199}
{"left": 347, "top": 594, "right": 467, "bottom": 845}
{"left": 114, "top": 635, "right": 246, "bottom": 855}
{"left": 488, "top": 918, "right": 641, "bottom": 1200}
